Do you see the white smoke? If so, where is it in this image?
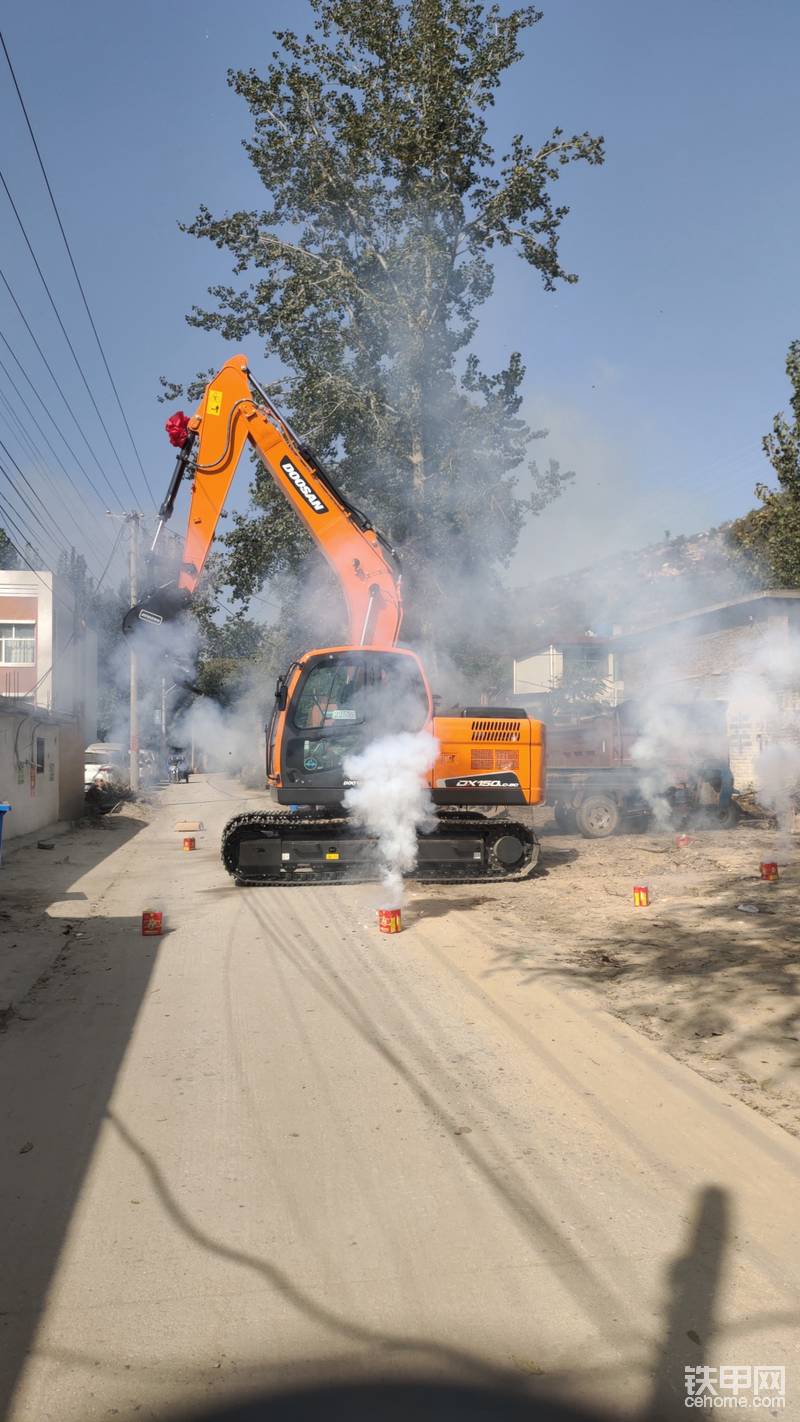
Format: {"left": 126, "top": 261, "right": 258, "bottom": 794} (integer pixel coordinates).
{"left": 726, "top": 626, "right": 800, "bottom": 833}
{"left": 343, "top": 730, "right": 439, "bottom": 903}
{"left": 621, "top": 622, "right": 800, "bottom": 834}
{"left": 173, "top": 692, "right": 265, "bottom": 778}
{"left": 629, "top": 698, "right": 731, "bottom": 830}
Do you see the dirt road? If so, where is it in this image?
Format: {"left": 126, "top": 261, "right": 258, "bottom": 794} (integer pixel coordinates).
{"left": 1, "top": 777, "right": 799, "bottom": 1421}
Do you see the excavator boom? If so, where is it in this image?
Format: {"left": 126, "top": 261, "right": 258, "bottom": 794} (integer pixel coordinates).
{"left": 125, "top": 355, "right": 402, "bottom": 647}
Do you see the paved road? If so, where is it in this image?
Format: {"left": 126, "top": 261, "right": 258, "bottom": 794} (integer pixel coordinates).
{"left": 1, "top": 776, "right": 799, "bottom": 1421}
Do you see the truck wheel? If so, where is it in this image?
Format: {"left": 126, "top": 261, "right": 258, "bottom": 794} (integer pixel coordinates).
{"left": 576, "top": 793, "right": 620, "bottom": 839}
{"left": 715, "top": 802, "right": 740, "bottom": 829}
{"left": 553, "top": 802, "right": 577, "bottom": 833}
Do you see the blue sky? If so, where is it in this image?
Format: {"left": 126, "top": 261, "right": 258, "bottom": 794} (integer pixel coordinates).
{"left": 0, "top": 0, "right": 798, "bottom": 585}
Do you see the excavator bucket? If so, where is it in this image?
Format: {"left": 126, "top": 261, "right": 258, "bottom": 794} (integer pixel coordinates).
{"left": 122, "top": 580, "right": 192, "bottom": 636}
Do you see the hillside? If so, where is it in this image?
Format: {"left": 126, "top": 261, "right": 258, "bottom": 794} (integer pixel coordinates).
{"left": 512, "top": 525, "right": 760, "bottom": 653}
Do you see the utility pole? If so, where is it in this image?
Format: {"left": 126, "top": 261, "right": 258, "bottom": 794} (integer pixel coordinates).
{"left": 160, "top": 675, "right": 166, "bottom": 775}
{"left": 128, "top": 513, "right": 140, "bottom": 793}
{"left": 160, "top": 679, "right": 177, "bottom": 776}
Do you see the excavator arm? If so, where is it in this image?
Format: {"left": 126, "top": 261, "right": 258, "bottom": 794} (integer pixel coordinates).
{"left": 124, "top": 355, "right": 402, "bottom": 647}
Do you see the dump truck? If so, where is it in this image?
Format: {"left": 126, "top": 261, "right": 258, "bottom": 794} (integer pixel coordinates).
{"left": 545, "top": 699, "right": 736, "bottom": 838}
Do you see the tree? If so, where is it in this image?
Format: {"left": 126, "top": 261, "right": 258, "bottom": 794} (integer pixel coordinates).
{"left": 57, "top": 547, "right": 93, "bottom": 623}
{"left": 546, "top": 647, "right": 612, "bottom": 719}
{"left": 169, "top": 0, "right": 604, "bottom": 674}
{"left": 195, "top": 612, "right": 267, "bottom": 703}
{"left": 729, "top": 340, "right": 800, "bottom": 586}
{"left": 0, "top": 528, "right": 22, "bottom": 570}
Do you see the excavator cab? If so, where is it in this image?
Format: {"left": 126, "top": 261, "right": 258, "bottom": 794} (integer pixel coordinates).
{"left": 268, "top": 647, "right": 432, "bottom": 806}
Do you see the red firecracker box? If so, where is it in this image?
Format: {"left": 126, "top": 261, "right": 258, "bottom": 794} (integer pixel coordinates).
{"left": 377, "top": 907, "right": 402, "bottom": 933}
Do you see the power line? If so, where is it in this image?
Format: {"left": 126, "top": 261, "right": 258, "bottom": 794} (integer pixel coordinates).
{"left": 95, "top": 521, "right": 125, "bottom": 592}
{"left": 0, "top": 264, "right": 126, "bottom": 509}
{"left": 0, "top": 434, "right": 78, "bottom": 556}
{"left": 0, "top": 354, "right": 115, "bottom": 553}
{"left": 20, "top": 523, "right": 128, "bottom": 706}
{"left": 0, "top": 491, "right": 90, "bottom": 616}
{"left": 0, "top": 29, "right": 156, "bottom": 505}
{"left": 0, "top": 326, "right": 116, "bottom": 515}
{"left": 0, "top": 386, "right": 50, "bottom": 472}
{"left": 0, "top": 163, "right": 143, "bottom": 506}
{"left": 0, "top": 392, "right": 106, "bottom": 576}
{"left": 0, "top": 441, "right": 73, "bottom": 562}
{"left": 0, "top": 483, "right": 59, "bottom": 572}
{"left": 0, "top": 466, "right": 67, "bottom": 566}
{"left": 0, "top": 489, "right": 47, "bottom": 565}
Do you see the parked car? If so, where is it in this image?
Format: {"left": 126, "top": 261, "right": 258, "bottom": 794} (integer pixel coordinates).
{"left": 84, "top": 742, "right": 130, "bottom": 794}
{"left": 168, "top": 753, "right": 190, "bottom": 784}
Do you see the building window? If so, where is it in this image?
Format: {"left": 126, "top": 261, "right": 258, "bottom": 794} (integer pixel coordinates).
{"left": 0, "top": 622, "right": 35, "bottom": 665}
{"left": 36, "top": 736, "right": 45, "bottom": 773}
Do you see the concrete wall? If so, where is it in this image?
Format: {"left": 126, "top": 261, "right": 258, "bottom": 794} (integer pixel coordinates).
{"left": 0, "top": 572, "right": 98, "bottom": 823}
{"left": 0, "top": 573, "right": 53, "bottom": 708}
{"left": 514, "top": 645, "right": 620, "bottom": 704}
{"left": 58, "top": 719, "right": 85, "bottom": 823}
{"left": 0, "top": 710, "right": 69, "bottom": 842}
{"left": 513, "top": 647, "right": 563, "bottom": 696}
{"left": 0, "top": 572, "right": 97, "bottom": 734}
{"left": 0, "top": 593, "right": 38, "bottom": 698}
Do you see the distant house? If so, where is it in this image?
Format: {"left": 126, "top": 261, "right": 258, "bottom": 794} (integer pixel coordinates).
{"left": 0, "top": 570, "right": 97, "bottom": 841}
{"left": 512, "top": 591, "right": 800, "bottom": 794}
{"left": 613, "top": 590, "right": 800, "bottom": 791}
{"left": 512, "top": 635, "right": 621, "bottom": 709}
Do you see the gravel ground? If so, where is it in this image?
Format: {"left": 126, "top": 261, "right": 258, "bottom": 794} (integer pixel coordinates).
{"left": 406, "top": 813, "right": 800, "bottom": 1137}
{"left": 3, "top": 779, "right": 800, "bottom": 1421}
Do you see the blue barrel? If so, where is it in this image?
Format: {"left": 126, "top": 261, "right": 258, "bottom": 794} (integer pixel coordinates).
{"left": 0, "top": 803, "right": 11, "bottom": 865}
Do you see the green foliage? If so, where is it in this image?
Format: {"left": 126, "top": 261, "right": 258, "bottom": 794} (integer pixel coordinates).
{"left": 56, "top": 547, "right": 93, "bottom": 623}
{"left": 0, "top": 528, "right": 23, "bottom": 570}
{"left": 194, "top": 613, "right": 267, "bottom": 704}
{"left": 729, "top": 340, "right": 800, "bottom": 586}
{"left": 171, "top": 0, "right": 603, "bottom": 662}
{"left": 547, "top": 651, "right": 612, "bottom": 719}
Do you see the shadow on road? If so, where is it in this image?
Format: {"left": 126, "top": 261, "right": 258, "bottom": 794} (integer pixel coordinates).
{"left": 648, "top": 1185, "right": 728, "bottom": 1419}
{"left": 106, "top": 1109, "right": 519, "bottom": 1388}
{"left": 0, "top": 812, "right": 156, "bottom": 1418}
{"left": 1, "top": 819, "right": 796, "bottom": 1419}
{"left": 407, "top": 894, "right": 492, "bottom": 919}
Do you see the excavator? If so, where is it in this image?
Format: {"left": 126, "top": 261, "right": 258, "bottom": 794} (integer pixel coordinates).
{"left": 124, "top": 355, "right": 545, "bottom": 884}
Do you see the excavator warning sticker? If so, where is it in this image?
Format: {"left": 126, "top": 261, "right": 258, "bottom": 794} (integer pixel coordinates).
{"left": 279, "top": 457, "right": 328, "bottom": 514}
{"left": 207, "top": 389, "right": 223, "bottom": 416}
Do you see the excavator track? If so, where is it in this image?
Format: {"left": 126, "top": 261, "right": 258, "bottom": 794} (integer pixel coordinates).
{"left": 221, "top": 811, "right": 540, "bottom": 887}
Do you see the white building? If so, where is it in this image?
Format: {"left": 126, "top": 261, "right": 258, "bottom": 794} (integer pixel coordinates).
{"left": 514, "top": 592, "right": 800, "bottom": 795}
{"left": 0, "top": 570, "right": 97, "bottom": 841}
{"left": 513, "top": 636, "right": 621, "bottom": 705}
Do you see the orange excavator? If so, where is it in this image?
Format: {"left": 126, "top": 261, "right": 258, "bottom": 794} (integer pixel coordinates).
{"left": 124, "top": 355, "right": 545, "bottom": 884}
